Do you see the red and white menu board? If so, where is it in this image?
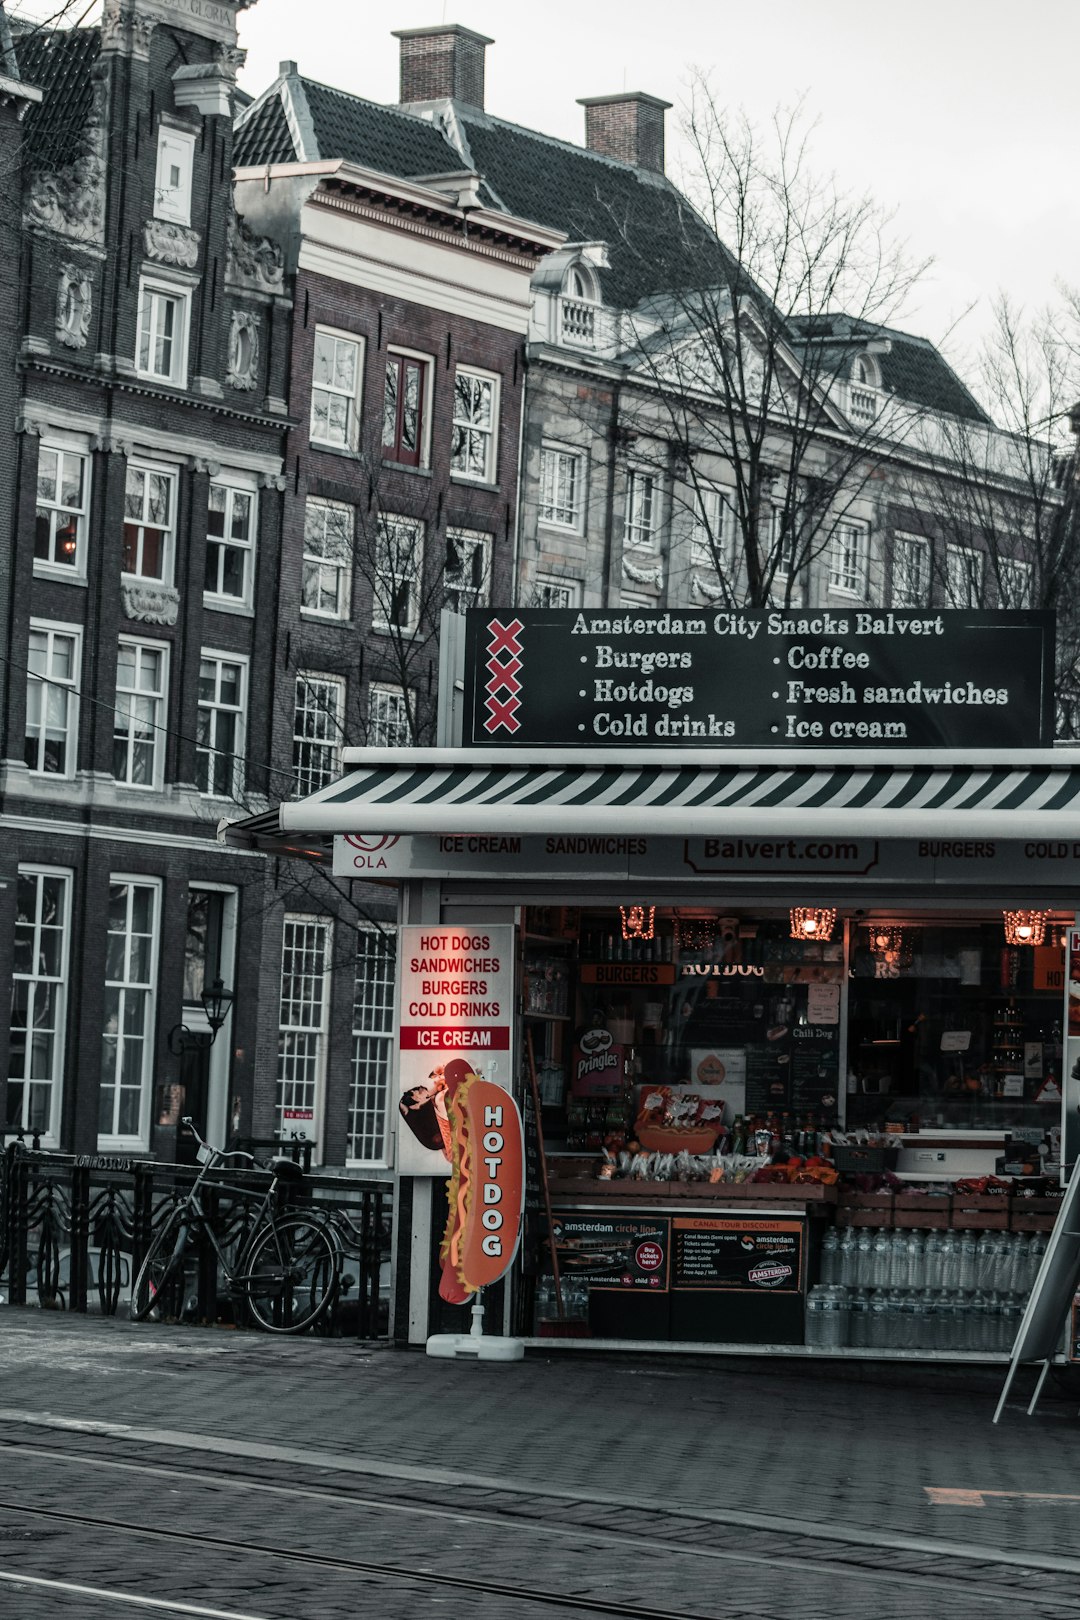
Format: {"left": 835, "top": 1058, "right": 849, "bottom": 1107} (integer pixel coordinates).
{"left": 395, "top": 925, "right": 516, "bottom": 1176}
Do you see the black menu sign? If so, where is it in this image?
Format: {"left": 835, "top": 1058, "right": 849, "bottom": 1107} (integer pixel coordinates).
{"left": 464, "top": 609, "right": 1054, "bottom": 749}
{"left": 672, "top": 1215, "right": 805, "bottom": 1293}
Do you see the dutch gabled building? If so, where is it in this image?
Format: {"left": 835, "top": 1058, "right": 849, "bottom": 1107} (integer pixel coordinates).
{"left": 0, "top": 0, "right": 292, "bottom": 1160}
{"left": 231, "top": 70, "right": 558, "bottom": 1167}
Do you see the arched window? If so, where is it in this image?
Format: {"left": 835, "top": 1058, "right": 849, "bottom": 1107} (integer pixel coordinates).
{"left": 564, "top": 262, "right": 599, "bottom": 304}
{"left": 851, "top": 353, "right": 880, "bottom": 388}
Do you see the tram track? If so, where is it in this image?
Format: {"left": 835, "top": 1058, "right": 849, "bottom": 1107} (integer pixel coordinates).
{"left": 0, "top": 1434, "right": 1077, "bottom": 1618}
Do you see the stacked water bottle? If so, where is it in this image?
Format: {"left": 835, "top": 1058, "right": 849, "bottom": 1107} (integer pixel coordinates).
{"left": 804, "top": 1226, "right": 1047, "bottom": 1352}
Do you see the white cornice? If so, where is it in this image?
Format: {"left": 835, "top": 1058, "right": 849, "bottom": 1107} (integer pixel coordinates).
{"left": 309, "top": 189, "right": 544, "bottom": 273}
{"left": 16, "top": 399, "right": 284, "bottom": 477}
{"left": 298, "top": 234, "right": 531, "bottom": 335}
{"left": 233, "top": 158, "right": 563, "bottom": 259}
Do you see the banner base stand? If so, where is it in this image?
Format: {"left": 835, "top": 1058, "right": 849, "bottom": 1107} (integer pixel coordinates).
{"left": 426, "top": 1332, "right": 524, "bottom": 1361}
{"left": 426, "top": 1289, "right": 525, "bottom": 1361}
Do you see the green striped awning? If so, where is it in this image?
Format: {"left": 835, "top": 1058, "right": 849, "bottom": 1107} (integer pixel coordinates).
{"left": 241, "top": 747, "right": 1080, "bottom": 842}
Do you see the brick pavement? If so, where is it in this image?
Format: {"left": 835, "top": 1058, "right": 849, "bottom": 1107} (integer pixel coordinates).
{"left": 1, "top": 1307, "right": 1079, "bottom": 1579}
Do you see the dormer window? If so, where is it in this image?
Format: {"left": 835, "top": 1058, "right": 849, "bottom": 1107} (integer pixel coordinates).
{"left": 561, "top": 261, "right": 601, "bottom": 347}
{"left": 566, "top": 265, "right": 598, "bottom": 302}
{"left": 848, "top": 353, "right": 880, "bottom": 425}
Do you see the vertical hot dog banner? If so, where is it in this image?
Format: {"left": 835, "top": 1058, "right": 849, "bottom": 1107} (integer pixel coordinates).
{"left": 396, "top": 925, "right": 516, "bottom": 1177}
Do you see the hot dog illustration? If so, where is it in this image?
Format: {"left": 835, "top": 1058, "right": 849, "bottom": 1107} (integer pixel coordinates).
{"left": 438, "top": 1074, "right": 525, "bottom": 1305}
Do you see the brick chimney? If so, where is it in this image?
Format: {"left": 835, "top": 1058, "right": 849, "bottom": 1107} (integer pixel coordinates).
{"left": 393, "top": 24, "right": 494, "bottom": 110}
{"left": 577, "top": 92, "right": 671, "bottom": 174}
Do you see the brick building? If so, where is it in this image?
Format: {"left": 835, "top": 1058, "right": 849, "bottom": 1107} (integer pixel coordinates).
{"left": 0, "top": 0, "right": 292, "bottom": 1160}
{"left": 214, "top": 62, "right": 558, "bottom": 1166}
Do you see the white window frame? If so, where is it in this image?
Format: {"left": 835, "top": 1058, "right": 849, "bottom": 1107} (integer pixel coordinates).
{"left": 302, "top": 497, "right": 353, "bottom": 620}
{"left": 99, "top": 875, "right": 161, "bottom": 1150}
{"left": 348, "top": 923, "right": 397, "bottom": 1167}
{"left": 624, "top": 468, "right": 660, "bottom": 551}
{"left": 293, "top": 673, "right": 344, "bottom": 797}
{"left": 34, "top": 438, "right": 91, "bottom": 582}
{"left": 310, "top": 325, "right": 364, "bottom": 452}
{"left": 9, "top": 865, "right": 72, "bottom": 1146}
{"left": 828, "top": 520, "right": 870, "bottom": 598}
{"left": 444, "top": 527, "right": 491, "bottom": 613}
{"left": 25, "top": 619, "right": 81, "bottom": 780}
{"left": 690, "top": 484, "right": 738, "bottom": 573}
{"left": 382, "top": 345, "right": 434, "bottom": 469}
{"left": 205, "top": 478, "right": 257, "bottom": 609}
{"left": 276, "top": 915, "right": 333, "bottom": 1148}
{"left": 533, "top": 575, "right": 583, "bottom": 609}
{"left": 114, "top": 635, "right": 168, "bottom": 791}
{"left": 450, "top": 366, "right": 500, "bottom": 484}
{"left": 373, "top": 514, "right": 423, "bottom": 636}
{"left": 891, "top": 532, "right": 931, "bottom": 609}
{"left": 946, "top": 544, "right": 984, "bottom": 608}
{"left": 136, "top": 276, "right": 191, "bottom": 388}
{"left": 538, "top": 443, "right": 585, "bottom": 532}
{"left": 153, "top": 125, "right": 196, "bottom": 226}
{"left": 196, "top": 650, "right": 248, "bottom": 800}
{"left": 123, "top": 459, "right": 178, "bottom": 584}
{"left": 998, "top": 555, "right": 1033, "bottom": 608}
{"left": 367, "top": 681, "right": 416, "bottom": 748}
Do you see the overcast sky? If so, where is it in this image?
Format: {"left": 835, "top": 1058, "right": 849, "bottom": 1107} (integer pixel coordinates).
{"left": 231, "top": 0, "right": 1078, "bottom": 381}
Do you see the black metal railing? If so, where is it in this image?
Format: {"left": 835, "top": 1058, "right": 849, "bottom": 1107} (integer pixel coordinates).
{"left": 0, "top": 1140, "right": 391, "bottom": 1338}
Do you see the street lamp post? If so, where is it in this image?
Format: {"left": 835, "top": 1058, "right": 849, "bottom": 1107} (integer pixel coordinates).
{"left": 167, "top": 977, "right": 235, "bottom": 1056}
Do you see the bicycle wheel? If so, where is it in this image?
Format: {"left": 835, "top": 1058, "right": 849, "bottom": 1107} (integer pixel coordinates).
{"left": 244, "top": 1215, "right": 338, "bottom": 1334}
{"left": 131, "top": 1212, "right": 188, "bottom": 1323}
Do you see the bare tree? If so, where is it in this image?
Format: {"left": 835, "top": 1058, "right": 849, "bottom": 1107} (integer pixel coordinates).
{"left": 582, "top": 80, "right": 933, "bottom": 609}
{"left": 895, "top": 296, "right": 1080, "bottom": 734}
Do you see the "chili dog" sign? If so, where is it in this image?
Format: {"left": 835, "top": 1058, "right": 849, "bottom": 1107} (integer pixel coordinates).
{"left": 396, "top": 925, "right": 515, "bottom": 1176}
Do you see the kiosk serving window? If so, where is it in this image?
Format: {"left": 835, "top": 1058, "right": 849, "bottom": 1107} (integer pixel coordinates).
{"left": 523, "top": 907, "right": 1066, "bottom": 1149}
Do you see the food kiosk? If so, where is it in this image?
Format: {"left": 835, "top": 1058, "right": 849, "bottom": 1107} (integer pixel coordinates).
{"left": 234, "top": 606, "right": 1080, "bottom": 1359}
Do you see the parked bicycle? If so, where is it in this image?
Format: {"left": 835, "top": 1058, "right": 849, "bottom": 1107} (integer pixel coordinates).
{"left": 131, "top": 1119, "right": 339, "bottom": 1333}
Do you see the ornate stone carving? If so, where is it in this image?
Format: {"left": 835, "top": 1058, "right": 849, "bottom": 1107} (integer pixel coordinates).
{"left": 56, "top": 262, "right": 94, "bottom": 348}
{"left": 143, "top": 218, "right": 200, "bottom": 268}
{"left": 131, "top": 11, "right": 156, "bottom": 55}
{"left": 93, "top": 431, "right": 134, "bottom": 457}
{"left": 192, "top": 456, "right": 221, "bottom": 476}
{"left": 226, "top": 309, "right": 260, "bottom": 391}
{"left": 121, "top": 581, "right": 180, "bottom": 626}
{"left": 258, "top": 471, "right": 288, "bottom": 492}
{"left": 101, "top": 0, "right": 156, "bottom": 56}
{"left": 226, "top": 213, "right": 285, "bottom": 295}
{"left": 692, "top": 573, "right": 725, "bottom": 602}
{"left": 99, "top": 0, "right": 125, "bottom": 49}
{"left": 622, "top": 557, "right": 664, "bottom": 587}
{"left": 215, "top": 41, "right": 246, "bottom": 74}
{"left": 26, "top": 62, "right": 108, "bottom": 243}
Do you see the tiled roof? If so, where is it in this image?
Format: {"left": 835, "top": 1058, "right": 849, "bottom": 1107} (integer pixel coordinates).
{"left": 454, "top": 107, "right": 726, "bottom": 308}
{"left": 12, "top": 23, "right": 100, "bottom": 170}
{"left": 792, "top": 313, "right": 991, "bottom": 425}
{"left": 235, "top": 75, "right": 725, "bottom": 308}
{"left": 234, "top": 88, "right": 295, "bottom": 166}
{"left": 234, "top": 72, "right": 461, "bottom": 179}
{"left": 304, "top": 78, "right": 456, "bottom": 177}
{"left": 233, "top": 74, "right": 983, "bottom": 420}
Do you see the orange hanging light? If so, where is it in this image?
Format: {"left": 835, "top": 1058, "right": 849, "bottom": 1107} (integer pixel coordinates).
{"left": 1003, "top": 909, "right": 1048, "bottom": 947}
{"left": 620, "top": 904, "right": 656, "bottom": 942}
{"left": 790, "top": 906, "right": 837, "bottom": 942}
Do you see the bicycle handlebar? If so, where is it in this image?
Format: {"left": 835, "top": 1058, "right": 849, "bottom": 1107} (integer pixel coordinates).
{"left": 180, "top": 1118, "right": 262, "bottom": 1170}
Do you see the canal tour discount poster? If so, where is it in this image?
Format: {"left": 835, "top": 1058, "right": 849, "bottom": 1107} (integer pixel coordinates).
{"left": 396, "top": 925, "right": 516, "bottom": 1175}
